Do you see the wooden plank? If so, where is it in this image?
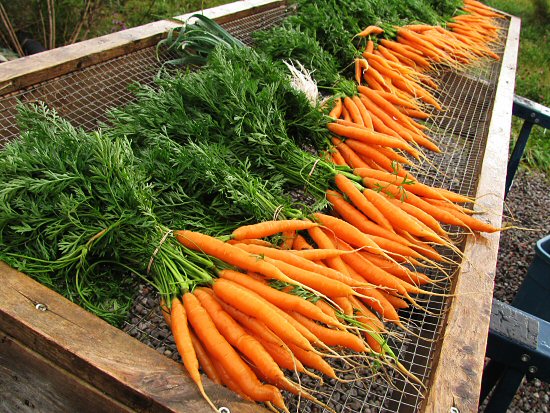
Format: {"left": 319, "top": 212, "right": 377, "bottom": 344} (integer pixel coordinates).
{"left": 0, "top": 0, "right": 284, "bottom": 96}
{"left": 0, "top": 262, "right": 264, "bottom": 413}
{"left": 422, "top": 15, "right": 521, "bottom": 413}
{"left": 0, "top": 331, "right": 133, "bottom": 413}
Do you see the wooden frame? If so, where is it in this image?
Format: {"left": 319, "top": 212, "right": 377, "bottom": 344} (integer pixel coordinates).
{"left": 0, "top": 2, "right": 520, "bottom": 412}
{"left": 422, "top": 15, "right": 521, "bottom": 413}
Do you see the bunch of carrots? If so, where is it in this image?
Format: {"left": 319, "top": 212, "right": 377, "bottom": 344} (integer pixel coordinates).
{"left": 157, "top": 1, "right": 507, "bottom": 411}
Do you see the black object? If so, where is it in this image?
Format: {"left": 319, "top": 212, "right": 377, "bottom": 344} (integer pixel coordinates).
{"left": 480, "top": 235, "right": 550, "bottom": 412}
{"left": 505, "top": 95, "right": 550, "bottom": 198}
{"left": 17, "top": 31, "right": 47, "bottom": 55}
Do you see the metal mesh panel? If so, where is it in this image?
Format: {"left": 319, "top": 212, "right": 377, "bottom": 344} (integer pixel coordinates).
{"left": 0, "top": 3, "right": 510, "bottom": 412}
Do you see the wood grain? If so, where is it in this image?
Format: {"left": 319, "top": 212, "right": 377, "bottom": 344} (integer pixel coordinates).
{"left": 0, "top": 262, "right": 264, "bottom": 413}
{"left": 0, "top": 0, "right": 284, "bottom": 96}
{"left": 422, "top": 15, "right": 521, "bottom": 413}
{"left": 1, "top": 332, "right": 133, "bottom": 413}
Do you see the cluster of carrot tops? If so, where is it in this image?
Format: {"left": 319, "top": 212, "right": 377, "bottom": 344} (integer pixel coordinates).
{"left": 0, "top": 0, "right": 508, "bottom": 411}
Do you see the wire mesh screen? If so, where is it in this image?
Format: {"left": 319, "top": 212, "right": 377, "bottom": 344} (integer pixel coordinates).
{"left": 0, "top": 2, "right": 510, "bottom": 412}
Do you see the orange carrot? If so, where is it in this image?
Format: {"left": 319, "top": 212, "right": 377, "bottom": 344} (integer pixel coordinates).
{"left": 235, "top": 243, "right": 362, "bottom": 288}
{"left": 329, "top": 97, "right": 343, "bottom": 118}
{"left": 184, "top": 292, "right": 286, "bottom": 408}
{"left": 357, "top": 25, "right": 384, "bottom": 37}
{"left": 212, "top": 279, "right": 314, "bottom": 351}
{"left": 232, "top": 219, "right": 317, "bottom": 240}
{"left": 333, "top": 174, "right": 394, "bottom": 231}
{"left": 313, "top": 212, "right": 386, "bottom": 257}
{"left": 194, "top": 288, "right": 300, "bottom": 395}
{"left": 328, "top": 122, "right": 419, "bottom": 157}
{"left": 331, "top": 137, "right": 369, "bottom": 169}
{"left": 170, "top": 297, "right": 218, "bottom": 412}
{"left": 343, "top": 96, "right": 364, "bottom": 126}
{"left": 292, "top": 234, "right": 314, "bottom": 250}
{"left": 219, "top": 269, "right": 343, "bottom": 327}
{"left": 352, "top": 95, "right": 373, "bottom": 129}
{"left": 189, "top": 329, "right": 223, "bottom": 385}
{"left": 289, "top": 311, "right": 368, "bottom": 353}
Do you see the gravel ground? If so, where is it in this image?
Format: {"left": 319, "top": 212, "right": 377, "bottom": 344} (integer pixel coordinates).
{"left": 480, "top": 168, "right": 550, "bottom": 413}
{"left": 123, "top": 169, "right": 550, "bottom": 413}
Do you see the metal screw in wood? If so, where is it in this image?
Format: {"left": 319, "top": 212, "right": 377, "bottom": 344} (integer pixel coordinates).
{"left": 35, "top": 303, "right": 47, "bottom": 312}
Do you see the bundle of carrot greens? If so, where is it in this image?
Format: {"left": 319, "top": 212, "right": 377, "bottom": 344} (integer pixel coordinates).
{"left": 0, "top": 0, "right": 509, "bottom": 410}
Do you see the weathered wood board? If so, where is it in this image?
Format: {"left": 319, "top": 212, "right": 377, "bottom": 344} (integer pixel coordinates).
{"left": 422, "top": 15, "right": 521, "bottom": 413}
{"left": 0, "top": 262, "right": 262, "bottom": 413}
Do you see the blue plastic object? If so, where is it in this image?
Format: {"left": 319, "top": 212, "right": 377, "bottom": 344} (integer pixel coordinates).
{"left": 512, "top": 234, "right": 550, "bottom": 322}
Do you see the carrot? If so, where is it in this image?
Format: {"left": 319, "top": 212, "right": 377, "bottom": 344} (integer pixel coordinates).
{"left": 333, "top": 174, "right": 394, "bottom": 231}
{"left": 231, "top": 219, "right": 317, "bottom": 240}
{"left": 313, "top": 212, "right": 386, "bottom": 257}
{"left": 287, "top": 343, "right": 337, "bottom": 378}
{"left": 352, "top": 95, "right": 373, "bottom": 129}
{"left": 360, "top": 178, "right": 473, "bottom": 228}
{"left": 175, "top": 230, "right": 299, "bottom": 285}
{"left": 216, "top": 298, "right": 285, "bottom": 346}
{"left": 343, "top": 96, "right": 364, "bottom": 126}
{"left": 280, "top": 230, "right": 296, "bottom": 250}
{"left": 236, "top": 243, "right": 362, "bottom": 289}
{"left": 251, "top": 333, "right": 306, "bottom": 372}
{"left": 331, "top": 137, "right": 369, "bottom": 169}
{"left": 333, "top": 296, "right": 354, "bottom": 317}
{"left": 365, "top": 39, "right": 374, "bottom": 54}
{"left": 328, "top": 122, "right": 419, "bottom": 157}
{"left": 372, "top": 88, "right": 419, "bottom": 110}
{"left": 189, "top": 329, "right": 223, "bottom": 385}
{"left": 375, "top": 145, "right": 414, "bottom": 166}
{"left": 227, "top": 238, "right": 275, "bottom": 247}
{"left": 329, "top": 97, "right": 343, "bottom": 119}
{"left": 348, "top": 296, "right": 385, "bottom": 353}
{"left": 219, "top": 269, "right": 343, "bottom": 327}
{"left": 289, "top": 312, "right": 368, "bottom": 353}
{"left": 359, "top": 85, "right": 425, "bottom": 131}
{"left": 289, "top": 247, "right": 350, "bottom": 261}
{"left": 328, "top": 236, "right": 408, "bottom": 296}
{"left": 377, "top": 289, "right": 409, "bottom": 309}
{"left": 362, "top": 188, "right": 447, "bottom": 244}
{"left": 170, "top": 297, "right": 218, "bottom": 412}
{"left": 307, "top": 224, "right": 352, "bottom": 276}
{"left": 330, "top": 146, "right": 348, "bottom": 166}
{"left": 194, "top": 288, "right": 300, "bottom": 396}
{"left": 260, "top": 254, "right": 358, "bottom": 298}
{"left": 345, "top": 139, "right": 409, "bottom": 177}
{"left": 211, "top": 356, "right": 253, "bottom": 401}
{"left": 359, "top": 252, "right": 432, "bottom": 285}
{"left": 316, "top": 300, "right": 338, "bottom": 320}
{"left": 379, "top": 39, "right": 431, "bottom": 67}
{"left": 326, "top": 189, "right": 411, "bottom": 245}
{"left": 357, "top": 25, "right": 384, "bottom": 37}
{"left": 292, "top": 234, "right": 314, "bottom": 250}
{"left": 184, "top": 292, "right": 286, "bottom": 408}
{"left": 341, "top": 105, "right": 351, "bottom": 122}
{"left": 388, "top": 197, "right": 448, "bottom": 237}
{"left": 212, "top": 279, "right": 314, "bottom": 351}
{"left": 398, "top": 107, "right": 431, "bottom": 119}
{"left": 358, "top": 94, "right": 418, "bottom": 144}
